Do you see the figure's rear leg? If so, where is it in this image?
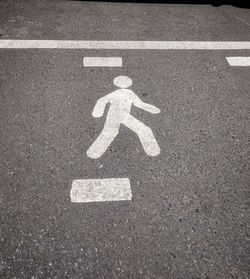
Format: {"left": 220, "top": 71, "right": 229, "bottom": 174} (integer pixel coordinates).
{"left": 123, "top": 116, "right": 160, "bottom": 156}
{"left": 87, "top": 122, "right": 120, "bottom": 159}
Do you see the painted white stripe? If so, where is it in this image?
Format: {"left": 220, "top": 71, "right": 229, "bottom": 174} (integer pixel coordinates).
{"left": 1, "top": 40, "right": 250, "bottom": 49}
{"left": 70, "top": 178, "right": 132, "bottom": 203}
{"left": 83, "top": 57, "right": 122, "bottom": 67}
{"left": 226, "top": 57, "right": 250, "bottom": 66}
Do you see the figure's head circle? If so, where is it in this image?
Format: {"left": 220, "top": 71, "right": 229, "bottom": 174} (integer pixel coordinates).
{"left": 113, "top": 76, "right": 132, "bottom": 88}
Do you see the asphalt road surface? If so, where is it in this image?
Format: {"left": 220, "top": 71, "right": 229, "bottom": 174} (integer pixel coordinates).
{"left": 0, "top": 1, "right": 250, "bottom": 278}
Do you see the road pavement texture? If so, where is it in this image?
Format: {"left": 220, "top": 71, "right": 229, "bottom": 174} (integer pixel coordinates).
{"left": 0, "top": 1, "right": 250, "bottom": 278}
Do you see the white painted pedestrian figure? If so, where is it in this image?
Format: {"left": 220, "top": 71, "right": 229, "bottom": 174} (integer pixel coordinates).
{"left": 87, "top": 76, "right": 161, "bottom": 159}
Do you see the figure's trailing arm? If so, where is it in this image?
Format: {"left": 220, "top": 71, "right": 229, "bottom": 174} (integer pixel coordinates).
{"left": 133, "top": 95, "right": 160, "bottom": 114}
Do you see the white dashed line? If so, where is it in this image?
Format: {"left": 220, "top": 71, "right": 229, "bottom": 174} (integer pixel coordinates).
{"left": 83, "top": 57, "right": 122, "bottom": 67}
{"left": 226, "top": 57, "right": 250, "bottom": 66}
{"left": 1, "top": 40, "right": 250, "bottom": 49}
{"left": 70, "top": 178, "right": 132, "bottom": 203}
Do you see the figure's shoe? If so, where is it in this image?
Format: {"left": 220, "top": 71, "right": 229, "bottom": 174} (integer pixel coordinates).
{"left": 143, "top": 141, "right": 160, "bottom": 157}
{"left": 86, "top": 147, "right": 103, "bottom": 159}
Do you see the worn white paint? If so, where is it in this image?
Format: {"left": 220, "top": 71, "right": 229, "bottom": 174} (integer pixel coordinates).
{"left": 70, "top": 178, "right": 132, "bottom": 203}
{"left": 1, "top": 40, "right": 250, "bottom": 49}
{"left": 86, "top": 76, "right": 160, "bottom": 159}
{"left": 83, "top": 57, "right": 122, "bottom": 67}
{"left": 226, "top": 57, "right": 250, "bottom": 66}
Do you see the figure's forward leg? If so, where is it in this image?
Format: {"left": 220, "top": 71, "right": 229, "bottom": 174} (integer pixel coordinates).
{"left": 123, "top": 115, "right": 160, "bottom": 156}
{"left": 86, "top": 121, "right": 120, "bottom": 159}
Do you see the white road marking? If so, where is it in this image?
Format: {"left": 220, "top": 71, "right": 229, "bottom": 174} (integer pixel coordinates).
{"left": 70, "top": 178, "right": 132, "bottom": 203}
{"left": 86, "top": 76, "right": 160, "bottom": 159}
{"left": 83, "top": 57, "right": 122, "bottom": 67}
{"left": 226, "top": 57, "right": 250, "bottom": 66}
{"left": 1, "top": 40, "right": 250, "bottom": 49}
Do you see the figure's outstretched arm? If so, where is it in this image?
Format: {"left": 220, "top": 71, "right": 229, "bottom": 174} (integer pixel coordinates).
{"left": 92, "top": 95, "right": 110, "bottom": 118}
{"left": 133, "top": 96, "right": 160, "bottom": 114}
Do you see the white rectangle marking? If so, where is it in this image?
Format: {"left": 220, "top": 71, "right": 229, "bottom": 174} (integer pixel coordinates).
{"left": 226, "top": 57, "right": 250, "bottom": 66}
{"left": 70, "top": 178, "right": 132, "bottom": 203}
{"left": 83, "top": 57, "right": 122, "bottom": 67}
{"left": 1, "top": 40, "right": 250, "bottom": 49}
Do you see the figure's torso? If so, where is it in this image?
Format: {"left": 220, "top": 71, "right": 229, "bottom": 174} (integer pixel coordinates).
{"left": 107, "top": 89, "right": 135, "bottom": 118}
